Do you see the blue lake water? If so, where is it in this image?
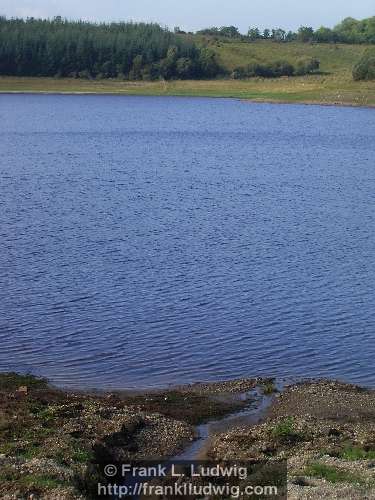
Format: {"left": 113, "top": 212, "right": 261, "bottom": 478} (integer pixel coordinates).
{"left": 0, "top": 94, "right": 374, "bottom": 389}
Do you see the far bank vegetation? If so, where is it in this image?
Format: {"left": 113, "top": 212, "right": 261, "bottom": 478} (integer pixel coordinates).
{"left": 0, "top": 16, "right": 374, "bottom": 81}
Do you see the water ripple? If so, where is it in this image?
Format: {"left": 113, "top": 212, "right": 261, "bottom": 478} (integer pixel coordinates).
{"left": 0, "top": 95, "right": 375, "bottom": 389}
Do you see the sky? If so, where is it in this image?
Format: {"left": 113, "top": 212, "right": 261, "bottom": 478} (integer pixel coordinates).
{"left": 0, "top": 0, "right": 374, "bottom": 33}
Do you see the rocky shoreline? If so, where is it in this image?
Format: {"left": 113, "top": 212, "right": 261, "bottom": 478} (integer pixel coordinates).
{"left": 0, "top": 373, "right": 374, "bottom": 499}
{"left": 0, "top": 373, "right": 260, "bottom": 498}
{"left": 209, "top": 380, "right": 375, "bottom": 499}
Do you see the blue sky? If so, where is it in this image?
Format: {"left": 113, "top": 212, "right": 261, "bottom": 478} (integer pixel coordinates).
{"left": 1, "top": 0, "right": 374, "bottom": 32}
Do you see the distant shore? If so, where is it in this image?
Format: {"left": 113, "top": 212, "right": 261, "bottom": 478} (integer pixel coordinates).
{"left": 1, "top": 372, "right": 375, "bottom": 498}
{"left": 1, "top": 75, "right": 375, "bottom": 108}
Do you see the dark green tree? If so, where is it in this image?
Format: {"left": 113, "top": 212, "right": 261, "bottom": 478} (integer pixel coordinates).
{"left": 263, "top": 29, "right": 271, "bottom": 39}
{"left": 219, "top": 26, "right": 240, "bottom": 38}
{"left": 297, "top": 26, "right": 315, "bottom": 42}
{"left": 248, "top": 28, "right": 261, "bottom": 41}
{"left": 272, "top": 29, "right": 286, "bottom": 42}
{"left": 0, "top": 17, "right": 222, "bottom": 80}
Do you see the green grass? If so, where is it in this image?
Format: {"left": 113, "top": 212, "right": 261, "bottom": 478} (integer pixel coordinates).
{"left": 1, "top": 72, "right": 374, "bottom": 106}
{"left": 71, "top": 448, "right": 93, "bottom": 464}
{"left": 205, "top": 39, "right": 369, "bottom": 74}
{"left": 0, "top": 372, "right": 48, "bottom": 391}
{"left": 0, "top": 469, "right": 66, "bottom": 491}
{"left": 272, "top": 417, "right": 295, "bottom": 437}
{"left": 14, "top": 474, "right": 65, "bottom": 490}
{"left": 341, "top": 446, "right": 375, "bottom": 461}
{"left": 305, "top": 462, "right": 366, "bottom": 485}
{"left": 327, "top": 445, "right": 375, "bottom": 461}
{"left": 272, "top": 417, "right": 305, "bottom": 446}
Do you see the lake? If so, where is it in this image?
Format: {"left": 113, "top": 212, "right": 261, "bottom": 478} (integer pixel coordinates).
{"left": 0, "top": 94, "right": 374, "bottom": 389}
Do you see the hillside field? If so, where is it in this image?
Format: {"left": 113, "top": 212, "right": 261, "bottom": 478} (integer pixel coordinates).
{"left": 206, "top": 39, "right": 369, "bottom": 74}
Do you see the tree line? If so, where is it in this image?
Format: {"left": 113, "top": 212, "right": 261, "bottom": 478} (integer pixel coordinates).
{"left": 197, "top": 16, "right": 375, "bottom": 44}
{"left": 0, "top": 17, "right": 221, "bottom": 79}
{"left": 1, "top": 16, "right": 373, "bottom": 81}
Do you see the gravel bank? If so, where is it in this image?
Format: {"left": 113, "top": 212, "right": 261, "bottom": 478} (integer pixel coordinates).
{"left": 208, "top": 380, "right": 375, "bottom": 499}
{"left": 0, "top": 373, "right": 258, "bottom": 498}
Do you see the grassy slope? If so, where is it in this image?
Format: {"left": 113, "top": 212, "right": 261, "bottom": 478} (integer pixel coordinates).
{"left": 208, "top": 39, "right": 367, "bottom": 73}
{"left": 0, "top": 40, "right": 374, "bottom": 106}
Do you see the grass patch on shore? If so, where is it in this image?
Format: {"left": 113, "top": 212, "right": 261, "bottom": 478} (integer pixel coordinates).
{"left": 1, "top": 473, "right": 66, "bottom": 490}
{"left": 0, "top": 73, "right": 374, "bottom": 107}
{"left": 272, "top": 417, "right": 305, "bottom": 443}
{"left": 340, "top": 446, "right": 375, "bottom": 461}
{"left": 0, "top": 372, "right": 48, "bottom": 391}
{"left": 305, "top": 462, "right": 366, "bottom": 485}
{"left": 327, "top": 444, "right": 375, "bottom": 461}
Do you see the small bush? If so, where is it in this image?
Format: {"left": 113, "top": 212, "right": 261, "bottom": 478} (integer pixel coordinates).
{"left": 272, "top": 417, "right": 295, "bottom": 438}
{"left": 262, "top": 380, "right": 276, "bottom": 395}
{"left": 353, "top": 50, "right": 375, "bottom": 80}
{"left": 295, "top": 57, "right": 320, "bottom": 75}
{"left": 272, "top": 417, "right": 304, "bottom": 443}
